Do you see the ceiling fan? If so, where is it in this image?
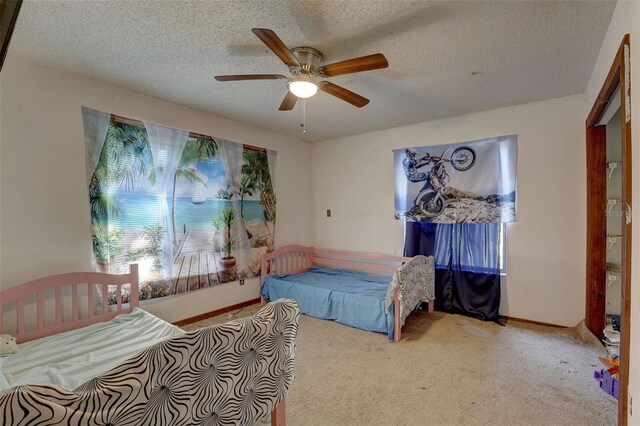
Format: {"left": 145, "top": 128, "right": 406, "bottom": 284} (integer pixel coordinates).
{"left": 215, "top": 28, "right": 389, "bottom": 111}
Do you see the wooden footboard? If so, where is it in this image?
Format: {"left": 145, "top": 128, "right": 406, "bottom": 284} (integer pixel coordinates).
{"left": 393, "top": 292, "right": 435, "bottom": 342}
{"left": 261, "top": 245, "right": 435, "bottom": 342}
{"left": 271, "top": 399, "right": 286, "bottom": 426}
{"left": 0, "top": 264, "right": 139, "bottom": 343}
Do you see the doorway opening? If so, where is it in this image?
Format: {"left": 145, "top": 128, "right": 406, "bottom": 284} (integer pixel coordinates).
{"left": 585, "top": 34, "right": 631, "bottom": 425}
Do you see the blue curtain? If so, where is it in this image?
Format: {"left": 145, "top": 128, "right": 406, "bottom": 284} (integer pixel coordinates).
{"left": 405, "top": 222, "right": 501, "bottom": 322}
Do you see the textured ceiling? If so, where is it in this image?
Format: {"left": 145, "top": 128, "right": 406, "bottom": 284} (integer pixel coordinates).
{"left": 10, "top": 0, "right": 615, "bottom": 142}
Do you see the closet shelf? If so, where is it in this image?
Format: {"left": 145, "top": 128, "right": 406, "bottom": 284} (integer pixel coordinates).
{"left": 606, "top": 262, "right": 621, "bottom": 271}
{"left": 606, "top": 263, "right": 621, "bottom": 273}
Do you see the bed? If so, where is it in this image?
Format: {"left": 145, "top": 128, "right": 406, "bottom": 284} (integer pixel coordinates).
{"left": 0, "top": 264, "right": 299, "bottom": 426}
{"left": 260, "top": 245, "right": 435, "bottom": 342}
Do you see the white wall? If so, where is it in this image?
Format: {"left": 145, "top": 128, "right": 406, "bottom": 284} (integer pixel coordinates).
{"left": 585, "top": 1, "right": 639, "bottom": 422}
{"left": 312, "top": 94, "right": 587, "bottom": 327}
{"left": 0, "top": 57, "right": 312, "bottom": 323}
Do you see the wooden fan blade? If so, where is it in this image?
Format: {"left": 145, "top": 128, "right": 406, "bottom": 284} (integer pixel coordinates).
{"left": 215, "top": 74, "right": 286, "bottom": 81}
{"left": 279, "top": 91, "right": 298, "bottom": 111}
{"left": 319, "top": 53, "right": 388, "bottom": 77}
{"left": 319, "top": 82, "right": 370, "bottom": 107}
{"left": 251, "top": 28, "right": 300, "bottom": 67}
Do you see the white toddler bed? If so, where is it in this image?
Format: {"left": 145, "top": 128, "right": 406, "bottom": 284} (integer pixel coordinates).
{"left": 0, "top": 308, "right": 183, "bottom": 391}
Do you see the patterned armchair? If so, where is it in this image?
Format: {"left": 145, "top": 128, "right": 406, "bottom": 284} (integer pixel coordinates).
{"left": 0, "top": 299, "right": 300, "bottom": 426}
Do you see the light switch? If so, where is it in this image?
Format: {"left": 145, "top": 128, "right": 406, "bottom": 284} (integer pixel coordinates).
{"left": 326, "top": 209, "right": 331, "bottom": 217}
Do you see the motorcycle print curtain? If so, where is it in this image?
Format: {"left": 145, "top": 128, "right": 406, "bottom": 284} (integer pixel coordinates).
{"left": 393, "top": 135, "right": 517, "bottom": 224}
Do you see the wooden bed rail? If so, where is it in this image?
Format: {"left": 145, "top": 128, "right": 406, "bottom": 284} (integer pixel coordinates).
{"left": 261, "top": 245, "right": 313, "bottom": 281}
{"left": 260, "top": 245, "right": 412, "bottom": 284}
{"left": 312, "top": 248, "right": 413, "bottom": 275}
{"left": 0, "top": 264, "right": 139, "bottom": 343}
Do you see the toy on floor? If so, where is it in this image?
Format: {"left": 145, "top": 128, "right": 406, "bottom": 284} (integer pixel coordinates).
{"left": 608, "top": 354, "right": 620, "bottom": 367}
{"left": 599, "top": 353, "right": 620, "bottom": 368}
{"left": 594, "top": 367, "right": 619, "bottom": 399}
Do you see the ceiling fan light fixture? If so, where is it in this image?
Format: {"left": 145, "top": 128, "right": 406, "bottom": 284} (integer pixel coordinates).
{"left": 215, "top": 29, "right": 387, "bottom": 111}
{"left": 287, "top": 79, "right": 318, "bottom": 98}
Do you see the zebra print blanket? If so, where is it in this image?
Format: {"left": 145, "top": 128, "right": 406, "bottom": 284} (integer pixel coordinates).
{"left": 385, "top": 255, "right": 435, "bottom": 328}
{"left": 0, "top": 299, "right": 299, "bottom": 426}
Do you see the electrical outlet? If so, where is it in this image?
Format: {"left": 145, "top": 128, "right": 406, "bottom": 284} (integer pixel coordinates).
{"left": 239, "top": 279, "right": 245, "bottom": 286}
{"left": 326, "top": 209, "right": 331, "bottom": 217}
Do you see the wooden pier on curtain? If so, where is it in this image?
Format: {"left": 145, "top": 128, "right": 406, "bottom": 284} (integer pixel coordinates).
{"left": 171, "top": 230, "right": 266, "bottom": 294}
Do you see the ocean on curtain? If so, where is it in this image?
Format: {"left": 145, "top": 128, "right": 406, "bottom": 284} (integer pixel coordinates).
{"left": 405, "top": 222, "right": 502, "bottom": 321}
{"left": 218, "top": 139, "right": 252, "bottom": 274}
{"left": 143, "top": 122, "right": 189, "bottom": 279}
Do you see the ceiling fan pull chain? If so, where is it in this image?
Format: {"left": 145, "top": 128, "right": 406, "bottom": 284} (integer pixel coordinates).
{"left": 302, "top": 99, "right": 307, "bottom": 134}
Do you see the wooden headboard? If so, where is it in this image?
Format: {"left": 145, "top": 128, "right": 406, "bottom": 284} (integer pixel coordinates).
{"left": 0, "top": 264, "right": 139, "bottom": 343}
{"left": 260, "top": 245, "right": 412, "bottom": 283}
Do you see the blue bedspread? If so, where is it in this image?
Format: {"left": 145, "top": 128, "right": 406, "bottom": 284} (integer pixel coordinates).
{"left": 261, "top": 267, "right": 396, "bottom": 341}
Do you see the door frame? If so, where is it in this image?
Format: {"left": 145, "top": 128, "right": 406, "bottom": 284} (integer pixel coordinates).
{"left": 585, "top": 34, "right": 631, "bottom": 425}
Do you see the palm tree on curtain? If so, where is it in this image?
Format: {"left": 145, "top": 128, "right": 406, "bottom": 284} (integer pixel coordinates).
{"left": 89, "top": 121, "right": 154, "bottom": 270}
{"left": 89, "top": 122, "right": 155, "bottom": 221}
{"left": 241, "top": 150, "right": 276, "bottom": 235}
{"left": 239, "top": 175, "right": 257, "bottom": 219}
{"left": 171, "top": 138, "right": 218, "bottom": 244}
{"left": 239, "top": 174, "right": 257, "bottom": 238}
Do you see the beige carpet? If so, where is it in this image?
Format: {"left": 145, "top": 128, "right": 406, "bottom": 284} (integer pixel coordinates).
{"left": 183, "top": 305, "right": 617, "bottom": 426}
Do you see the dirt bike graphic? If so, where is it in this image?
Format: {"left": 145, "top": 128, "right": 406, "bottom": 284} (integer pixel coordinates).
{"left": 405, "top": 146, "right": 476, "bottom": 219}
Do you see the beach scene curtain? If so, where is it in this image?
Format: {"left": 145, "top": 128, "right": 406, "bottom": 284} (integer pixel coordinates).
{"left": 394, "top": 135, "right": 517, "bottom": 224}
{"left": 82, "top": 107, "right": 277, "bottom": 302}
